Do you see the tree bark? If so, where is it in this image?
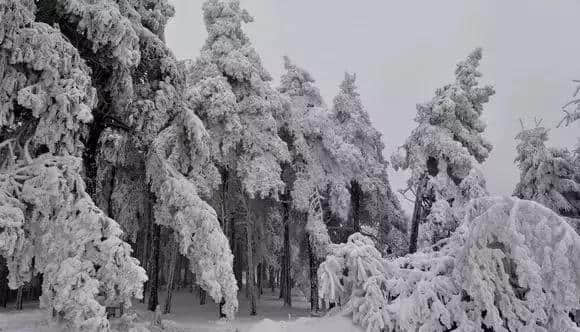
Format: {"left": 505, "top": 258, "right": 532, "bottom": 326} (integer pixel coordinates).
{"left": 0, "top": 257, "right": 8, "bottom": 308}
{"left": 199, "top": 288, "right": 206, "bottom": 305}
{"left": 282, "top": 200, "right": 292, "bottom": 307}
{"left": 257, "top": 263, "right": 263, "bottom": 298}
{"left": 147, "top": 224, "right": 161, "bottom": 311}
{"left": 141, "top": 193, "right": 154, "bottom": 303}
{"left": 409, "top": 173, "right": 428, "bottom": 254}
{"left": 279, "top": 265, "right": 285, "bottom": 299}
{"left": 163, "top": 238, "right": 179, "bottom": 314}
{"left": 308, "top": 239, "right": 319, "bottom": 312}
{"left": 246, "top": 224, "right": 256, "bottom": 315}
{"left": 269, "top": 266, "right": 275, "bottom": 293}
{"left": 15, "top": 285, "right": 23, "bottom": 310}
{"left": 350, "top": 180, "right": 362, "bottom": 235}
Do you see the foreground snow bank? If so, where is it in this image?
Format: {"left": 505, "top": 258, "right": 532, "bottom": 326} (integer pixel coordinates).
{"left": 320, "top": 196, "right": 580, "bottom": 332}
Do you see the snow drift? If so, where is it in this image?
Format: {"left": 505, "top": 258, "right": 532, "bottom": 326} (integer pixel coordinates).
{"left": 319, "top": 196, "right": 580, "bottom": 331}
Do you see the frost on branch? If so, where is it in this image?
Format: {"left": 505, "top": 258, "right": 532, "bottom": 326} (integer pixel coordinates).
{"left": 0, "top": 0, "right": 97, "bottom": 156}
{"left": 0, "top": 155, "right": 146, "bottom": 331}
{"left": 320, "top": 197, "right": 580, "bottom": 332}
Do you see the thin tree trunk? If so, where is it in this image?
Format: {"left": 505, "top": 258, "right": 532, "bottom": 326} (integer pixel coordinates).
{"left": 0, "top": 257, "right": 8, "bottom": 308}
{"left": 279, "top": 265, "right": 285, "bottom": 299}
{"left": 246, "top": 224, "right": 256, "bottom": 315}
{"left": 257, "top": 263, "right": 263, "bottom": 298}
{"left": 282, "top": 200, "right": 292, "bottom": 307}
{"left": 269, "top": 267, "right": 275, "bottom": 293}
{"left": 409, "top": 173, "right": 428, "bottom": 254}
{"left": 15, "top": 286, "right": 23, "bottom": 310}
{"left": 163, "top": 238, "right": 179, "bottom": 314}
{"left": 141, "top": 194, "right": 154, "bottom": 303}
{"left": 350, "top": 180, "right": 362, "bottom": 235}
{"left": 242, "top": 194, "right": 257, "bottom": 316}
{"left": 308, "top": 239, "right": 319, "bottom": 312}
{"left": 199, "top": 288, "right": 206, "bottom": 305}
{"left": 147, "top": 224, "right": 161, "bottom": 312}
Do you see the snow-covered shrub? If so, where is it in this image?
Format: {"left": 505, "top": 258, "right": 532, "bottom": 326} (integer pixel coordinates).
{"left": 320, "top": 196, "right": 580, "bottom": 332}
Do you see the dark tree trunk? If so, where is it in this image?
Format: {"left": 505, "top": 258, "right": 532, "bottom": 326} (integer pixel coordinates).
{"left": 257, "top": 263, "right": 263, "bottom": 298}
{"left": 231, "top": 218, "right": 242, "bottom": 289}
{"left": 350, "top": 180, "right": 362, "bottom": 234}
{"left": 141, "top": 194, "right": 154, "bottom": 303}
{"left": 282, "top": 200, "right": 292, "bottom": 307}
{"left": 199, "top": 288, "right": 206, "bottom": 305}
{"left": 308, "top": 239, "right": 319, "bottom": 312}
{"left": 279, "top": 261, "right": 284, "bottom": 299}
{"left": 246, "top": 224, "right": 256, "bottom": 315}
{"left": 163, "top": 239, "right": 179, "bottom": 314}
{"left": 15, "top": 286, "right": 23, "bottom": 310}
{"left": 147, "top": 224, "right": 161, "bottom": 311}
{"left": 409, "top": 174, "right": 428, "bottom": 254}
{"left": 0, "top": 257, "right": 8, "bottom": 308}
{"left": 219, "top": 298, "right": 226, "bottom": 318}
{"left": 269, "top": 266, "right": 275, "bottom": 293}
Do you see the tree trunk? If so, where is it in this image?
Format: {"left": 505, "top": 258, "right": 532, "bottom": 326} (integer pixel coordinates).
{"left": 282, "top": 200, "right": 292, "bottom": 307}
{"left": 219, "top": 298, "right": 226, "bottom": 318}
{"left": 279, "top": 265, "right": 285, "bottom": 299}
{"left": 409, "top": 173, "right": 428, "bottom": 254}
{"left": 231, "top": 217, "right": 243, "bottom": 289}
{"left": 0, "top": 257, "right": 8, "bottom": 308}
{"left": 15, "top": 285, "right": 23, "bottom": 310}
{"left": 163, "top": 239, "right": 179, "bottom": 314}
{"left": 308, "top": 239, "right": 319, "bottom": 312}
{"left": 246, "top": 224, "right": 256, "bottom": 315}
{"left": 269, "top": 266, "right": 275, "bottom": 293}
{"left": 257, "top": 263, "right": 263, "bottom": 298}
{"left": 141, "top": 194, "right": 154, "bottom": 303}
{"left": 147, "top": 224, "right": 161, "bottom": 312}
{"left": 199, "top": 288, "right": 206, "bottom": 305}
{"left": 350, "top": 180, "right": 362, "bottom": 234}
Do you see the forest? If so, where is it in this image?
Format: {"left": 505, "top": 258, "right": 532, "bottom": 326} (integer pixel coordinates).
{"left": 0, "top": 0, "right": 579, "bottom": 331}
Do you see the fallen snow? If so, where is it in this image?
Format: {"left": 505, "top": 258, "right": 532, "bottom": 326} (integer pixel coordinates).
{"left": 0, "top": 289, "right": 361, "bottom": 332}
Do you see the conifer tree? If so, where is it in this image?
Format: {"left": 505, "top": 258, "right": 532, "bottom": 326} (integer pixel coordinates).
{"left": 392, "top": 48, "right": 494, "bottom": 252}
{"left": 329, "top": 72, "right": 406, "bottom": 249}
{"left": 0, "top": 0, "right": 239, "bottom": 327}
{"left": 514, "top": 120, "right": 580, "bottom": 218}
{"left": 186, "top": 0, "right": 290, "bottom": 315}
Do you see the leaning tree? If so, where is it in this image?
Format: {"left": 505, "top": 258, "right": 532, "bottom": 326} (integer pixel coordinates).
{"left": 392, "top": 48, "right": 494, "bottom": 253}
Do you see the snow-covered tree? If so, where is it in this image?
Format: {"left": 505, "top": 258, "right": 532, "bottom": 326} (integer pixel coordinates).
{"left": 330, "top": 73, "right": 405, "bottom": 249}
{"left": 0, "top": 0, "right": 239, "bottom": 326}
{"left": 392, "top": 48, "right": 494, "bottom": 252}
{"left": 560, "top": 80, "right": 580, "bottom": 127}
{"left": 514, "top": 121, "right": 580, "bottom": 218}
{"left": 0, "top": 1, "right": 146, "bottom": 329}
{"left": 185, "top": 0, "right": 291, "bottom": 315}
{"left": 320, "top": 196, "right": 580, "bottom": 332}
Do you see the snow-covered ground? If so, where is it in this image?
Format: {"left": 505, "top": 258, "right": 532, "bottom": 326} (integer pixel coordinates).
{"left": 0, "top": 289, "right": 361, "bottom": 332}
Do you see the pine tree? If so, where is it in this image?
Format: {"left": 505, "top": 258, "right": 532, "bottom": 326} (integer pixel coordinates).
{"left": 0, "top": 0, "right": 239, "bottom": 327}
{"left": 329, "top": 72, "right": 406, "bottom": 251}
{"left": 514, "top": 120, "right": 580, "bottom": 218}
{"left": 392, "top": 48, "right": 494, "bottom": 252}
{"left": 186, "top": 0, "right": 291, "bottom": 315}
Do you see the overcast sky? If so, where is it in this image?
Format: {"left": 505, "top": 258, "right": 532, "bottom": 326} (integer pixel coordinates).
{"left": 166, "top": 0, "right": 579, "bottom": 211}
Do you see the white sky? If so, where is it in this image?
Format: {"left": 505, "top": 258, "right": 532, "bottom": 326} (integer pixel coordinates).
{"left": 166, "top": 0, "right": 580, "bottom": 211}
